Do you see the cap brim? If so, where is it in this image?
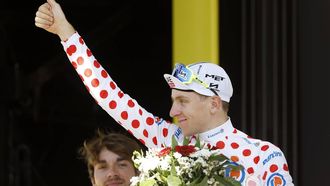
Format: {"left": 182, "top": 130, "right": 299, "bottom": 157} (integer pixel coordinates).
{"left": 163, "top": 74, "right": 190, "bottom": 90}
{"left": 163, "top": 74, "right": 214, "bottom": 96}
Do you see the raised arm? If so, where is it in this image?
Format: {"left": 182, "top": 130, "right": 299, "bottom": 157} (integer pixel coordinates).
{"left": 34, "top": 0, "right": 75, "bottom": 41}
{"left": 34, "top": 0, "right": 180, "bottom": 149}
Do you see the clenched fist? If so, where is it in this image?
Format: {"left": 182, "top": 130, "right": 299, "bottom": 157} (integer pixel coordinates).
{"left": 35, "top": 0, "right": 75, "bottom": 41}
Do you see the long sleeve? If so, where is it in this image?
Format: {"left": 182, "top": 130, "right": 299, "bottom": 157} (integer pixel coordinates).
{"left": 60, "top": 32, "right": 180, "bottom": 148}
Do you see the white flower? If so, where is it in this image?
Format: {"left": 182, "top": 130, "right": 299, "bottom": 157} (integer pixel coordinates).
{"left": 173, "top": 152, "right": 182, "bottom": 159}
{"left": 130, "top": 176, "right": 140, "bottom": 186}
{"left": 159, "top": 155, "right": 171, "bottom": 170}
{"left": 131, "top": 137, "right": 243, "bottom": 186}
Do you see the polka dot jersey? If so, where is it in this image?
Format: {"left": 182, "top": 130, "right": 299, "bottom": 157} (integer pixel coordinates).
{"left": 61, "top": 32, "right": 294, "bottom": 186}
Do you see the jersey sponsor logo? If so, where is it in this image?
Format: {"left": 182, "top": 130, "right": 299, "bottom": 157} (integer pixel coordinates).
{"left": 267, "top": 173, "right": 286, "bottom": 186}
{"left": 174, "top": 128, "right": 182, "bottom": 139}
{"left": 243, "top": 137, "right": 252, "bottom": 144}
{"left": 207, "top": 129, "right": 224, "bottom": 138}
{"left": 225, "top": 162, "right": 246, "bottom": 183}
{"left": 262, "top": 151, "right": 283, "bottom": 165}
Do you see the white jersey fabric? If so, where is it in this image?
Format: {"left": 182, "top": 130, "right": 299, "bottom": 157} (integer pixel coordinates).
{"left": 61, "top": 32, "right": 294, "bottom": 186}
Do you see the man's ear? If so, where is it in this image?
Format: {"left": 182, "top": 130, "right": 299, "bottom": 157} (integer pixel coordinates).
{"left": 210, "top": 96, "right": 222, "bottom": 113}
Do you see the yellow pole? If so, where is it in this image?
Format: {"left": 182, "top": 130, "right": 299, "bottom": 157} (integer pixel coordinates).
{"left": 173, "top": 0, "right": 219, "bottom": 66}
{"left": 172, "top": 0, "right": 219, "bottom": 124}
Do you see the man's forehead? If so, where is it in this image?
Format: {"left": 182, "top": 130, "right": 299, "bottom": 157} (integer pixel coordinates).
{"left": 97, "top": 149, "right": 126, "bottom": 162}
{"left": 171, "top": 89, "right": 200, "bottom": 99}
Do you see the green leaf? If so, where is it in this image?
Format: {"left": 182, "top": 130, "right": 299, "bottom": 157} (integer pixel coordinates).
{"left": 195, "top": 136, "right": 201, "bottom": 148}
{"left": 209, "top": 154, "right": 228, "bottom": 162}
{"left": 188, "top": 176, "right": 208, "bottom": 186}
{"left": 214, "top": 174, "right": 241, "bottom": 186}
{"left": 170, "top": 161, "right": 177, "bottom": 176}
{"left": 171, "top": 135, "right": 178, "bottom": 149}
{"left": 196, "top": 176, "right": 208, "bottom": 186}
{"left": 140, "top": 178, "right": 157, "bottom": 186}
{"left": 183, "top": 136, "right": 189, "bottom": 146}
{"left": 167, "top": 175, "right": 182, "bottom": 186}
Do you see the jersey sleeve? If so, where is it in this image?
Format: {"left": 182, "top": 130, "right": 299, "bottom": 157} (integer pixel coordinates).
{"left": 60, "top": 32, "right": 178, "bottom": 148}
{"left": 258, "top": 142, "right": 294, "bottom": 186}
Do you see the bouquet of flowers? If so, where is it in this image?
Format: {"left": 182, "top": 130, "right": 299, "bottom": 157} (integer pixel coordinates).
{"left": 130, "top": 136, "right": 242, "bottom": 186}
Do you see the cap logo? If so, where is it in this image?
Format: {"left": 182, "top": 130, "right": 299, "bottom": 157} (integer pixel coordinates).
{"left": 205, "top": 74, "right": 225, "bottom": 81}
{"left": 165, "top": 76, "right": 176, "bottom": 88}
{"left": 209, "top": 83, "right": 219, "bottom": 89}
{"left": 178, "top": 71, "right": 188, "bottom": 80}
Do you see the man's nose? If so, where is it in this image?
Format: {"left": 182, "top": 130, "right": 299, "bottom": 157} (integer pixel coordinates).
{"left": 169, "top": 103, "right": 180, "bottom": 118}
{"left": 106, "top": 166, "right": 119, "bottom": 178}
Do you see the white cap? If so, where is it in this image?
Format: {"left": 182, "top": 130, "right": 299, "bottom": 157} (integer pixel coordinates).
{"left": 164, "top": 62, "right": 233, "bottom": 102}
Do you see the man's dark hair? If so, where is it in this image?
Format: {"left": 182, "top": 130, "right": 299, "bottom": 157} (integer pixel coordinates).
{"left": 78, "top": 129, "right": 143, "bottom": 179}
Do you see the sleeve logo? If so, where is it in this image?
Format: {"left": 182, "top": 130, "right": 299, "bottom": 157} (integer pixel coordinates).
{"left": 267, "top": 173, "right": 286, "bottom": 186}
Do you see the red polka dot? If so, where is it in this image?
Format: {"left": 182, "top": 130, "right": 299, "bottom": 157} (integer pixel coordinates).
{"left": 110, "top": 81, "right": 116, "bottom": 89}
{"left": 101, "top": 70, "right": 108, "bottom": 78}
{"left": 225, "top": 136, "right": 228, "bottom": 139}
{"left": 242, "top": 149, "right": 251, "bottom": 156}
{"left": 247, "top": 167, "right": 254, "bottom": 174}
{"left": 261, "top": 145, "right": 269, "bottom": 151}
{"left": 117, "top": 91, "right": 124, "bottom": 98}
{"left": 79, "top": 37, "right": 84, "bottom": 44}
{"left": 231, "top": 156, "right": 239, "bottom": 162}
{"left": 139, "top": 139, "right": 145, "bottom": 145}
{"left": 121, "top": 111, "right": 128, "bottom": 120}
{"left": 86, "top": 48, "right": 92, "bottom": 57}
{"left": 77, "top": 57, "right": 84, "bottom": 65}
{"left": 216, "top": 141, "right": 225, "bottom": 149}
{"left": 100, "top": 90, "right": 108, "bottom": 99}
{"left": 139, "top": 109, "right": 143, "bottom": 115}
{"left": 163, "top": 128, "right": 168, "bottom": 137}
{"left": 109, "top": 100, "right": 117, "bottom": 109}
{"left": 66, "top": 45, "right": 76, "bottom": 56}
{"left": 143, "top": 129, "right": 148, "bottom": 137}
{"left": 132, "top": 120, "right": 140, "bottom": 128}
{"left": 262, "top": 171, "right": 268, "bottom": 180}
{"left": 127, "top": 130, "right": 133, "bottom": 135}
{"left": 233, "top": 129, "right": 237, "bottom": 133}
{"left": 270, "top": 164, "right": 278, "bottom": 173}
{"left": 128, "top": 100, "right": 135, "bottom": 107}
{"left": 231, "top": 142, "right": 239, "bottom": 149}
{"left": 93, "top": 60, "right": 100, "bottom": 68}
{"left": 253, "top": 156, "right": 260, "bottom": 164}
{"left": 84, "top": 68, "right": 92, "bottom": 77}
{"left": 152, "top": 137, "right": 157, "bottom": 145}
{"left": 146, "top": 117, "right": 154, "bottom": 125}
{"left": 72, "top": 61, "right": 77, "bottom": 69}
{"left": 283, "top": 164, "right": 289, "bottom": 171}
{"left": 91, "top": 79, "right": 99, "bottom": 87}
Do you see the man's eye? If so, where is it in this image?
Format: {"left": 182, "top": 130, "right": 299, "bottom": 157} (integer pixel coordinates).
{"left": 95, "top": 164, "right": 106, "bottom": 169}
{"left": 119, "top": 163, "right": 128, "bottom": 167}
{"left": 179, "top": 99, "right": 187, "bottom": 104}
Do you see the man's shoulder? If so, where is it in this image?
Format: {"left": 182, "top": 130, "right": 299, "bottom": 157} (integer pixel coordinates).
{"left": 228, "top": 131, "right": 282, "bottom": 154}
